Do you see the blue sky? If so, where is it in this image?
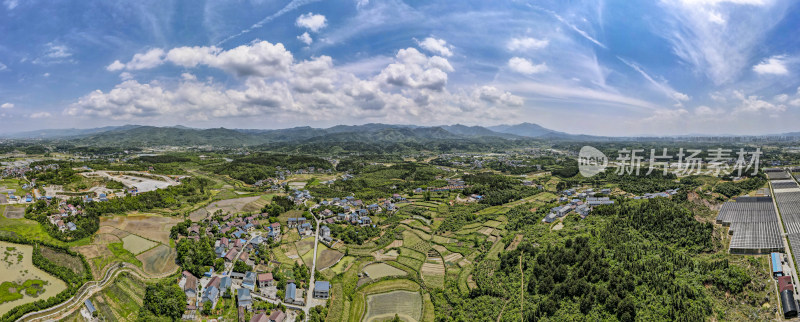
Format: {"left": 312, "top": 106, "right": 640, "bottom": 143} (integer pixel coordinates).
{"left": 1, "top": 0, "right": 799, "bottom": 135}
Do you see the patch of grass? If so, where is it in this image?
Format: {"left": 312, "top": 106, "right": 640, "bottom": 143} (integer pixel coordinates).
{"left": 0, "top": 279, "right": 48, "bottom": 304}
{"left": 329, "top": 256, "right": 356, "bottom": 275}
{"left": 92, "top": 242, "right": 142, "bottom": 270}
{"left": 486, "top": 240, "right": 505, "bottom": 260}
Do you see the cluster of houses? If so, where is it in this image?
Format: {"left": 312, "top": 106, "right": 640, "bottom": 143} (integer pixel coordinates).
{"left": 179, "top": 265, "right": 330, "bottom": 320}
{"left": 631, "top": 189, "right": 679, "bottom": 199}
{"left": 421, "top": 178, "right": 470, "bottom": 192}
{"left": 48, "top": 202, "right": 82, "bottom": 232}
{"left": 287, "top": 217, "right": 313, "bottom": 236}
{"left": 1, "top": 163, "right": 58, "bottom": 178}
{"left": 543, "top": 188, "right": 615, "bottom": 223}
{"left": 180, "top": 269, "right": 287, "bottom": 321}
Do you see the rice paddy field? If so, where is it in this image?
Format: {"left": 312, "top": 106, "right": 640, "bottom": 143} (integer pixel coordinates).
{"left": 136, "top": 244, "right": 178, "bottom": 276}
{"left": 0, "top": 241, "right": 67, "bottom": 313}
{"left": 121, "top": 234, "right": 158, "bottom": 255}
{"left": 75, "top": 215, "right": 177, "bottom": 276}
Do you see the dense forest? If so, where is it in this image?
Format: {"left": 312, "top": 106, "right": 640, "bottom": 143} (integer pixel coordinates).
{"left": 208, "top": 153, "right": 332, "bottom": 184}
{"left": 430, "top": 198, "right": 754, "bottom": 321}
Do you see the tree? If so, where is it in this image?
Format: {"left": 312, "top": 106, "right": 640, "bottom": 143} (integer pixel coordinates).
{"left": 233, "top": 260, "right": 252, "bottom": 273}
{"left": 202, "top": 301, "right": 212, "bottom": 316}
{"left": 142, "top": 280, "right": 186, "bottom": 320}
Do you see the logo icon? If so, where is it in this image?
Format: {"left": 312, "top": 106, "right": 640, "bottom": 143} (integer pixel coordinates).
{"left": 578, "top": 146, "right": 607, "bottom": 177}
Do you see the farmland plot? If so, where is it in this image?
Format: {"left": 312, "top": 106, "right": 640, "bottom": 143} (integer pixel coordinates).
{"left": 364, "top": 290, "right": 423, "bottom": 322}
{"left": 121, "top": 234, "right": 157, "bottom": 255}
{"left": 137, "top": 244, "right": 178, "bottom": 276}
{"left": 362, "top": 263, "right": 407, "bottom": 279}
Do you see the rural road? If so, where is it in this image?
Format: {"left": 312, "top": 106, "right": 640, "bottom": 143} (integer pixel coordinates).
{"left": 16, "top": 262, "right": 164, "bottom": 322}
{"left": 302, "top": 206, "right": 321, "bottom": 321}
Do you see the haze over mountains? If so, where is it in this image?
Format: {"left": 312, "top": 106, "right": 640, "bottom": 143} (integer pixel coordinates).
{"left": 3, "top": 123, "right": 800, "bottom": 147}
{"left": 1, "top": 122, "right": 589, "bottom": 143}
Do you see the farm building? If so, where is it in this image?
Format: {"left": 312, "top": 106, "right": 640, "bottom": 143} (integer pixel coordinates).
{"left": 772, "top": 253, "right": 784, "bottom": 277}
{"left": 238, "top": 288, "right": 253, "bottom": 310}
{"left": 770, "top": 173, "right": 800, "bottom": 272}
{"left": 84, "top": 299, "right": 96, "bottom": 315}
{"left": 314, "top": 281, "right": 330, "bottom": 299}
{"left": 258, "top": 273, "right": 274, "bottom": 288}
{"left": 717, "top": 196, "right": 783, "bottom": 254}
{"left": 242, "top": 271, "right": 257, "bottom": 290}
{"left": 782, "top": 289, "right": 798, "bottom": 318}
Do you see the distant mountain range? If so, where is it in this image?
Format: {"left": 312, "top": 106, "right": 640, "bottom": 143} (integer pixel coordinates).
{"left": 0, "top": 123, "right": 590, "bottom": 147}
{"left": 3, "top": 123, "right": 800, "bottom": 147}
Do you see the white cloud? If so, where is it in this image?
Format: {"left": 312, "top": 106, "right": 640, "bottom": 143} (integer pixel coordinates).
{"left": 657, "top": 0, "right": 788, "bottom": 85}
{"left": 298, "top": 32, "right": 313, "bottom": 45}
{"left": 733, "top": 90, "right": 786, "bottom": 113}
{"left": 643, "top": 108, "right": 689, "bottom": 123}
{"left": 619, "top": 57, "right": 690, "bottom": 104}
{"left": 508, "top": 57, "right": 547, "bottom": 75}
{"left": 127, "top": 48, "right": 166, "bottom": 70}
{"left": 356, "top": 0, "right": 369, "bottom": 8}
{"left": 70, "top": 41, "right": 523, "bottom": 125}
{"left": 753, "top": 55, "right": 789, "bottom": 75}
{"left": 29, "top": 112, "right": 52, "bottom": 119}
{"left": 679, "top": 0, "right": 768, "bottom": 5}
{"left": 1, "top": 103, "right": 14, "bottom": 109}
{"left": 296, "top": 12, "right": 327, "bottom": 32}
{"left": 106, "top": 60, "right": 125, "bottom": 71}
{"left": 44, "top": 43, "right": 71, "bottom": 59}
{"left": 534, "top": 7, "right": 606, "bottom": 48}
{"left": 506, "top": 37, "right": 549, "bottom": 51}
{"left": 416, "top": 37, "right": 453, "bottom": 57}
{"left": 775, "top": 94, "right": 789, "bottom": 102}
{"left": 3, "top": 0, "right": 19, "bottom": 10}
{"left": 217, "top": 0, "right": 324, "bottom": 45}
{"left": 111, "top": 42, "right": 294, "bottom": 78}
{"left": 695, "top": 105, "right": 723, "bottom": 116}
{"left": 0, "top": 61, "right": 6, "bottom": 71}
{"left": 43, "top": 72, "right": 50, "bottom": 77}
{"left": 119, "top": 72, "right": 134, "bottom": 81}
{"left": 33, "top": 42, "right": 73, "bottom": 65}
{"left": 376, "top": 48, "right": 453, "bottom": 91}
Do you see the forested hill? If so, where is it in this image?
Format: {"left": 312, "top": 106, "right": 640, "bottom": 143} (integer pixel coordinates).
{"left": 6, "top": 123, "right": 599, "bottom": 148}
{"left": 50, "top": 124, "right": 562, "bottom": 148}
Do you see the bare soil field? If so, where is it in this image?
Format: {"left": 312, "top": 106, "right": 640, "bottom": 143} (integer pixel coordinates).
{"left": 316, "top": 249, "right": 344, "bottom": 270}
{"left": 121, "top": 234, "right": 158, "bottom": 255}
{"left": 3, "top": 206, "right": 25, "bottom": 219}
{"left": 190, "top": 196, "right": 261, "bottom": 220}
{"left": 384, "top": 240, "right": 403, "bottom": 250}
{"left": 0, "top": 241, "right": 67, "bottom": 313}
{"left": 137, "top": 244, "right": 178, "bottom": 276}
{"left": 100, "top": 215, "right": 179, "bottom": 245}
{"left": 295, "top": 239, "right": 315, "bottom": 256}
